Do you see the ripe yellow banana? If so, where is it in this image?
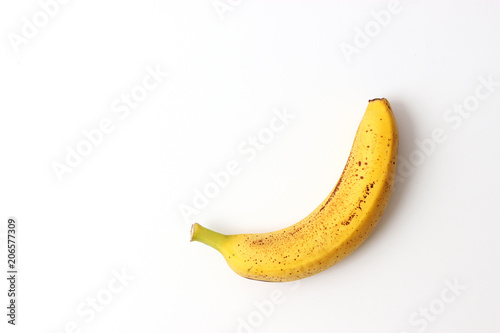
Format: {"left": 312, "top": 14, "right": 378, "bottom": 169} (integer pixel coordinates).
{"left": 191, "top": 98, "right": 398, "bottom": 282}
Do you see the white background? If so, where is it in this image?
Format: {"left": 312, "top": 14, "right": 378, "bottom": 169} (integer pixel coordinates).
{"left": 1, "top": 1, "right": 500, "bottom": 332}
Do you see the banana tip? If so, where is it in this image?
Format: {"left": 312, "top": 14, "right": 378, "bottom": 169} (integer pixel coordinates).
{"left": 368, "top": 97, "right": 387, "bottom": 103}
{"left": 190, "top": 223, "right": 197, "bottom": 242}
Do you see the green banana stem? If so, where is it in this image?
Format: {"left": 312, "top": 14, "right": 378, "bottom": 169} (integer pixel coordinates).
{"left": 190, "top": 223, "right": 228, "bottom": 252}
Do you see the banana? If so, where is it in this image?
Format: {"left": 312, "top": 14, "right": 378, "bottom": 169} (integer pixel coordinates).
{"left": 190, "top": 98, "right": 398, "bottom": 282}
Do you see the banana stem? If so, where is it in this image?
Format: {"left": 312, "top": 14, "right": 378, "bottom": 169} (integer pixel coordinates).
{"left": 190, "top": 223, "right": 228, "bottom": 252}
